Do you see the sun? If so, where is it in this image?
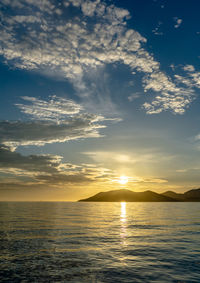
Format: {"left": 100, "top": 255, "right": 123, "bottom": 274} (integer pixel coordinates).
{"left": 118, "top": 176, "right": 128, "bottom": 185}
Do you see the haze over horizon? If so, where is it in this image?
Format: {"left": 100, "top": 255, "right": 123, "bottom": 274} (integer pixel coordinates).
{"left": 1, "top": 0, "right": 200, "bottom": 201}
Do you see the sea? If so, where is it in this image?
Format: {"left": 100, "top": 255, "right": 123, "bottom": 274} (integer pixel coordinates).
{"left": 0, "top": 202, "right": 200, "bottom": 282}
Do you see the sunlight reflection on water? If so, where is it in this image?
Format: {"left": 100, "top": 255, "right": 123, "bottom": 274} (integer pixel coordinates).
{"left": 1, "top": 202, "right": 200, "bottom": 282}
{"left": 120, "top": 202, "right": 127, "bottom": 247}
{"left": 120, "top": 202, "right": 126, "bottom": 222}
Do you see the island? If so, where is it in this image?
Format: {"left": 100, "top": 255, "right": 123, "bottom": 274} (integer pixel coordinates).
{"left": 78, "top": 188, "right": 200, "bottom": 202}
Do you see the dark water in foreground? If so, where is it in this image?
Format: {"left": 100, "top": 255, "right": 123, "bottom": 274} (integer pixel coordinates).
{"left": 0, "top": 202, "right": 200, "bottom": 283}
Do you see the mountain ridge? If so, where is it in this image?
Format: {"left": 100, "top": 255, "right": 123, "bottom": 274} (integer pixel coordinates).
{"left": 78, "top": 188, "right": 200, "bottom": 202}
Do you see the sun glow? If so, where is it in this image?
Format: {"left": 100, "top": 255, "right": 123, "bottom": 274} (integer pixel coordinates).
{"left": 118, "top": 176, "right": 128, "bottom": 185}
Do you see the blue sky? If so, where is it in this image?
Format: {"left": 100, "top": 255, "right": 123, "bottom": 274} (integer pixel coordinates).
{"left": 1, "top": 0, "right": 200, "bottom": 200}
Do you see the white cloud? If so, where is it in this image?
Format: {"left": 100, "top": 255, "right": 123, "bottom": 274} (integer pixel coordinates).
{"left": 188, "top": 72, "right": 200, "bottom": 88}
{"left": 175, "top": 65, "right": 200, "bottom": 89}
{"left": 174, "top": 75, "right": 194, "bottom": 88}
{"left": 81, "top": 0, "right": 100, "bottom": 17}
{"left": 16, "top": 96, "right": 83, "bottom": 121}
{"left": 0, "top": 96, "right": 120, "bottom": 148}
{"left": 143, "top": 90, "right": 193, "bottom": 115}
{"left": 174, "top": 18, "right": 182, "bottom": 28}
{"left": 183, "top": 65, "right": 195, "bottom": 72}
{"left": 143, "top": 72, "right": 178, "bottom": 93}
{"left": 143, "top": 71, "right": 195, "bottom": 114}
{"left": 0, "top": 0, "right": 198, "bottom": 115}
{"left": 0, "top": 0, "right": 147, "bottom": 83}
{"left": 128, "top": 92, "right": 140, "bottom": 102}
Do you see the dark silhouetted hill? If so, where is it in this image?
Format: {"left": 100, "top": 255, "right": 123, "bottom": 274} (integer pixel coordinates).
{"left": 162, "top": 191, "right": 184, "bottom": 200}
{"left": 183, "top": 188, "right": 200, "bottom": 201}
{"left": 79, "top": 188, "right": 200, "bottom": 202}
{"left": 162, "top": 188, "right": 200, "bottom": 201}
{"left": 78, "top": 189, "right": 177, "bottom": 202}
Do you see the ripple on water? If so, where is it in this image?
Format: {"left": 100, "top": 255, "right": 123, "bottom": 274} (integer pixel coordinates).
{"left": 0, "top": 202, "right": 200, "bottom": 282}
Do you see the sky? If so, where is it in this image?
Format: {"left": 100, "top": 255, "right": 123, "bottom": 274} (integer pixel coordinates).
{"left": 1, "top": 0, "right": 200, "bottom": 201}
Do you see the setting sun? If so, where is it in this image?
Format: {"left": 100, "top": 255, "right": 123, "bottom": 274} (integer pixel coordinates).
{"left": 118, "top": 176, "right": 129, "bottom": 185}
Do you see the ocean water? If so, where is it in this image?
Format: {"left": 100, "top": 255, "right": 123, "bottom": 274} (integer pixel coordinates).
{"left": 0, "top": 202, "right": 200, "bottom": 283}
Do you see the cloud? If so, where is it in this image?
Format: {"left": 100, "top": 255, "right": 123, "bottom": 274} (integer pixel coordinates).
{"left": 83, "top": 150, "right": 174, "bottom": 165}
{"left": 142, "top": 178, "right": 167, "bottom": 183}
{"left": 0, "top": 144, "right": 115, "bottom": 187}
{"left": 0, "top": 96, "right": 120, "bottom": 148}
{"left": 0, "top": 117, "right": 105, "bottom": 147}
{"left": 183, "top": 65, "right": 195, "bottom": 72}
{"left": 186, "top": 71, "right": 200, "bottom": 88}
{"left": 152, "top": 21, "right": 163, "bottom": 36}
{"left": 128, "top": 92, "right": 140, "bottom": 102}
{"left": 16, "top": 96, "right": 83, "bottom": 121}
{"left": 176, "top": 169, "right": 188, "bottom": 173}
{"left": 142, "top": 66, "right": 200, "bottom": 114}
{"left": 0, "top": 145, "right": 168, "bottom": 190}
{"left": 143, "top": 90, "right": 193, "bottom": 115}
{"left": 0, "top": 0, "right": 198, "bottom": 115}
{"left": 0, "top": 0, "right": 149, "bottom": 82}
{"left": 174, "top": 74, "right": 194, "bottom": 88}
{"left": 175, "top": 65, "right": 200, "bottom": 89}
{"left": 0, "top": 144, "right": 62, "bottom": 175}
{"left": 176, "top": 167, "right": 200, "bottom": 173}
{"left": 111, "top": 175, "right": 167, "bottom": 184}
{"left": 174, "top": 17, "right": 182, "bottom": 28}
{"left": 194, "top": 134, "right": 200, "bottom": 141}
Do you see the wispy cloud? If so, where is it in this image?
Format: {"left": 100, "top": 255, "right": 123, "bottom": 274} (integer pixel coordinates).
{"left": 16, "top": 96, "right": 83, "bottom": 121}
{"left": 83, "top": 150, "right": 174, "bottom": 165}
{"left": 0, "top": 0, "right": 199, "bottom": 115}
{"left": 0, "top": 96, "right": 120, "bottom": 148}
{"left": 128, "top": 92, "right": 140, "bottom": 102}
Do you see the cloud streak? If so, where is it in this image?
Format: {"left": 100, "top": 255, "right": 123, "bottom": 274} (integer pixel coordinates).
{"left": 16, "top": 96, "right": 83, "bottom": 121}
{"left": 0, "top": 144, "right": 115, "bottom": 187}
{"left": 0, "top": 96, "right": 120, "bottom": 148}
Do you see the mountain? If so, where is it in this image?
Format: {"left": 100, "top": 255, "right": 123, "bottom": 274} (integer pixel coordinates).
{"left": 183, "top": 188, "right": 200, "bottom": 201}
{"left": 78, "top": 189, "right": 177, "bottom": 202}
{"left": 162, "top": 191, "right": 185, "bottom": 200}
{"left": 162, "top": 188, "right": 200, "bottom": 201}
{"left": 78, "top": 188, "right": 200, "bottom": 202}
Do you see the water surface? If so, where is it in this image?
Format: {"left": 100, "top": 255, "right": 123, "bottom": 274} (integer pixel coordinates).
{"left": 0, "top": 202, "right": 200, "bottom": 282}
